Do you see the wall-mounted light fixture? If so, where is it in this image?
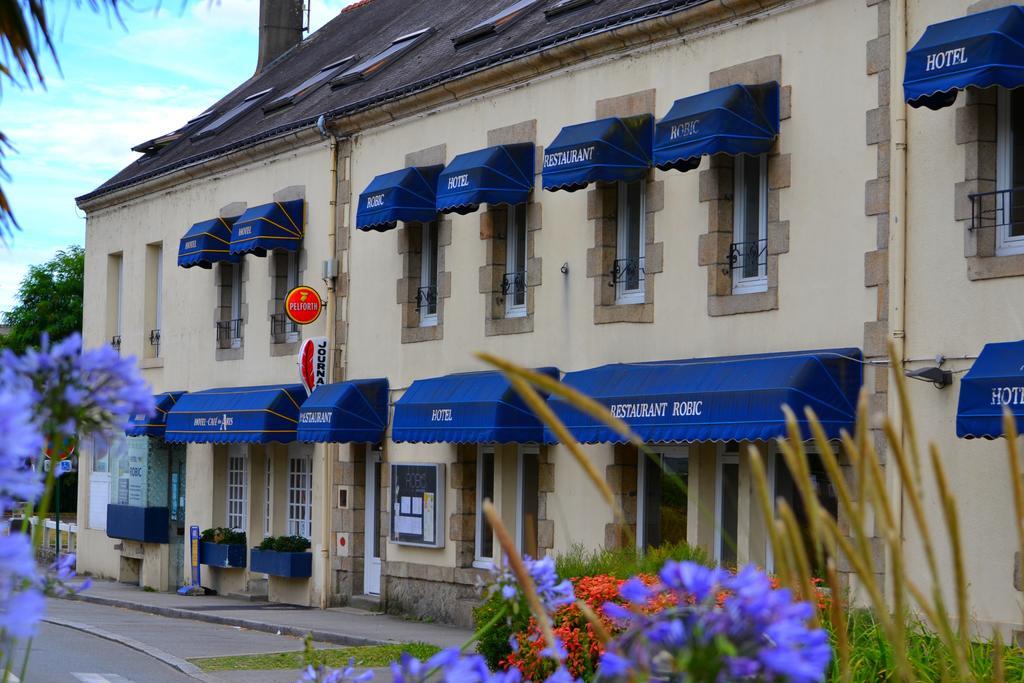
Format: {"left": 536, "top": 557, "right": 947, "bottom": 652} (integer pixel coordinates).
{"left": 905, "top": 365, "right": 952, "bottom": 388}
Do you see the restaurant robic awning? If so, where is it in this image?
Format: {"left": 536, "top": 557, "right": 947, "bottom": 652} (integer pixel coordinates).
{"left": 126, "top": 392, "right": 185, "bottom": 438}
{"left": 178, "top": 218, "right": 239, "bottom": 269}
{"left": 356, "top": 165, "right": 444, "bottom": 232}
{"left": 165, "top": 384, "right": 306, "bottom": 444}
{"left": 435, "top": 143, "right": 535, "bottom": 214}
{"left": 229, "top": 200, "right": 304, "bottom": 256}
{"left": 904, "top": 6, "right": 1024, "bottom": 110}
{"left": 654, "top": 82, "right": 780, "bottom": 173}
{"left": 956, "top": 340, "right": 1024, "bottom": 438}
{"left": 548, "top": 349, "right": 862, "bottom": 444}
{"left": 298, "top": 378, "right": 389, "bottom": 443}
{"left": 542, "top": 114, "right": 652, "bottom": 192}
{"left": 392, "top": 368, "right": 559, "bottom": 443}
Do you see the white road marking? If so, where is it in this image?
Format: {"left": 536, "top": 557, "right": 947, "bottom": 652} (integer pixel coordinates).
{"left": 72, "top": 675, "right": 135, "bottom": 683}
{"left": 3, "top": 673, "right": 19, "bottom": 682}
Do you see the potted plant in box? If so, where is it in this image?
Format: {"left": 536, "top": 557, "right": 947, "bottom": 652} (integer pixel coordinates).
{"left": 250, "top": 535, "right": 312, "bottom": 578}
{"left": 199, "top": 527, "right": 247, "bottom": 569}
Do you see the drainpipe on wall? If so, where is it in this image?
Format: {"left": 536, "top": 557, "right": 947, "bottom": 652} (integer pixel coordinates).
{"left": 319, "top": 125, "right": 340, "bottom": 609}
{"left": 887, "top": 0, "right": 909, "bottom": 605}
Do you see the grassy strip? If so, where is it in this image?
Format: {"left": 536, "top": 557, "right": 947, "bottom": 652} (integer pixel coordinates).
{"left": 189, "top": 642, "right": 440, "bottom": 672}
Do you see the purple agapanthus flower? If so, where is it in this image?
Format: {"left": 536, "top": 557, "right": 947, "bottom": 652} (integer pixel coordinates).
{"left": 388, "top": 647, "right": 553, "bottom": 683}
{"left": 299, "top": 657, "right": 373, "bottom": 683}
{"left": 597, "top": 561, "right": 831, "bottom": 683}
{"left": 491, "top": 555, "right": 575, "bottom": 615}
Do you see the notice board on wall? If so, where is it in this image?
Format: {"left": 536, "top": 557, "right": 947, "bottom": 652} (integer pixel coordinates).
{"left": 390, "top": 463, "right": 445, "bottom": 548}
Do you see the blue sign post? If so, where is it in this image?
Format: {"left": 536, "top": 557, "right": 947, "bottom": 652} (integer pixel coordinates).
{"left": 177, "top": 525, "right": 203, "bottom": 595}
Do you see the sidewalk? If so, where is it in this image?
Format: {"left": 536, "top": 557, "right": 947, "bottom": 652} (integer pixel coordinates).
{"left": 64, "top": 578, "right": 471, "bottom": 651}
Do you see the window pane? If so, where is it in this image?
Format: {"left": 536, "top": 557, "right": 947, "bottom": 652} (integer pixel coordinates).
{"left": 1011, "top": 89, "right": 1024, "bottom": 237}
{"left": 719, "top": 462, "right": 739, "bottom": 566}
{"left": 507, "top": 206, "right": 528, "bottom": 309}
{"left": 478, "top": 452, "right": 495, "bottom": 559}
{"left": 521, "top": 454, "right": 539, "bottom": 558}
{"left": 643, "top": 454, "right": 688, "bottom": 550}
{"left": 624, "top": 181, "right": 643, "bottom": 290}
{"left": 774, "top": 454, "right": 838, "bottom": 576}
{"left": 372, "top": 460, "right": 382, "bottom": 559}
{"left": 741, "top": 156, "right": 762, "bottom": 278}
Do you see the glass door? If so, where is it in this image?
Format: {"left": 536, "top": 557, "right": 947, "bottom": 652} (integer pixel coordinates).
{"left": 638, "top": 448, "right": 688, "bottom": 551}
{"left": 167, "top": 444, "right": 187, "bottom": 589}
{"left": 363, "top": 447, "right": 382, "bottom": 595}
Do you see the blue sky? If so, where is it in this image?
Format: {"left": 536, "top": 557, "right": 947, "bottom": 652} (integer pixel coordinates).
{"left": 0, "top": 0, "right": 353, "bottom": 314}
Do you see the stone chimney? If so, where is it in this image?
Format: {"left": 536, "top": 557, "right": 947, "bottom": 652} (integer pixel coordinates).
{"left": 256, "top": 0, "right": 305, "bottom": 75}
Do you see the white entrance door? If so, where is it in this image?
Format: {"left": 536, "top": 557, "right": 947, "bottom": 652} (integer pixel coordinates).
{"left": 363, "top": 448, "right": 382, "bottom": 595}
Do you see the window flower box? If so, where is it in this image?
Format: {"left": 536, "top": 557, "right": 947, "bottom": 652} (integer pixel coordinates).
{"left": 106, "top": 505, "right": 169, "bottom": 544}
{"left": 200, "top": 542, "right": 246, "bottom": 569}
{"left": 250, "top": 548, "right": 312, "bottom": 578}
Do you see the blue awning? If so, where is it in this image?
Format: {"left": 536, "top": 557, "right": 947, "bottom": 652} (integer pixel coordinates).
{"left": 356, "top": 165, "right": 444, "bottom": 232}
{"left": 956, "top": 340, "right": 1024, "bottom": 438}
{"left": 436, "top": 143, "right": 535, "bottom": 214}
{"left": 542, "top": 114, "right": 652, "bottom": 192}
{"left": 654, "top": 83, "right": 780, "bottom": 172}
{"left": 126, "top": 392, "right": 185, "bottom": 438}
{"left": 392, "top": 368, "right": 559, "bottom": 443}
{"left": 165, "top": 384, "right": 306, "bottom": 444}
{"left": 548, "top": 349, "right": 862, "bottom": 444}
{"left": 229, "top": 200, "right": 304, "bottom": 256}
{"left": 178, "top": 218, "right": 239, "bottom": 269}
{"left": 298, "top": 378, "right": 389, "bottom": 443}
{"left": 905, "top": 6, "right": 1024, "bottom": 110}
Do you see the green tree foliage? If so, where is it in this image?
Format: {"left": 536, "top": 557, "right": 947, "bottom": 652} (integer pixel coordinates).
{"left": 1, "top": 245, "right": 84, "bottom": 353}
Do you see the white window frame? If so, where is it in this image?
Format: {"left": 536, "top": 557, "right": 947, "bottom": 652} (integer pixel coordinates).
{"left": 154, "top": 245, "right": 163, "bottom": 355}
{"left": 115, "top": 255, "right": 124, "bottom": 341}
{"left": 615, "top": 179, "right": 646, "bottom": 305}
{"left": 230, "top": 262, "right": 243, "bottom": 348}
{"left": 765, "top": 453, "right": 777, "bottom": 572}
{"left": 713, "top": 449, "right": 740, "bottom": 564}
{"left": 264, "top": 454, "right": 273, "bottom": 538}
{"left": 636, "top": 446, "right": 689, "bottom": 552}
{"left": 226, "top": 447, "right": 249, "bottom": 532}
{"left": 419, "top": 222, "right": 439, "bottom": 327}
{"left": 505, "top": 204, "right": 528, "bottom": 318}
{"left": 474, "top": 447, "right": 497, "bottom": 569}
{"left": 997, "top": 89, "right": 1024, "bottom": 255}
{"left": 732, "top": 154, "right": 769, "bottom": 294}
{"left": 515, "top": 445, "right": 540, "bottom": 556}
{"left": 287, "top": 449, "right": 313, "bottom": 539}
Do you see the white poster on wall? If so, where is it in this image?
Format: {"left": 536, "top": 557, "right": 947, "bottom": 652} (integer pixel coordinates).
{"left": 126, "top": 438, "right": 149, "bottom": 507}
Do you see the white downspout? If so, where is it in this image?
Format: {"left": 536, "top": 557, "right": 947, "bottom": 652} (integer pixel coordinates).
{"left": 319, "top": 128, "right": 340, "bottom": 609}
{"left": 887, "top": 0, "right": 909, "bottom": 604}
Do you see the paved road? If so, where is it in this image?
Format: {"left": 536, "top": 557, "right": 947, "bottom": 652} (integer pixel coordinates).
{"left": 7, "top": 599, "right": 328, "bottom": 682}
{"left": 11, "top": 621, "right": 197, "bottom": 683}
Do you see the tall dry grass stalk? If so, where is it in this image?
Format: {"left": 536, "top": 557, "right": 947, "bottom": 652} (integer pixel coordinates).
{"left": 481, "top": 341, "right": 1024, "bottom": 681}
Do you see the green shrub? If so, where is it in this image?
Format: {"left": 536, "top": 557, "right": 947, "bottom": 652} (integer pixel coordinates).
{"left": 200, "top": 527, "right": 246, "bottom": 545}
{"left": 257, "top": 535, "right": 311, "bottom": 552}
{"left": 473, "top": 590, "right": 531, "bottom": 670}
{"left": 555, "top": 540, "right": 710, "bottom": 580}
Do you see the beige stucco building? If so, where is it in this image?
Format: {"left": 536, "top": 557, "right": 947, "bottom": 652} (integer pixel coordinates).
{"left": 75, "top": 0, "right": 1024, "bottom": 636}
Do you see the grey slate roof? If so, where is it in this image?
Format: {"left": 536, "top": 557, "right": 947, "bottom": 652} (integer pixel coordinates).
{"left": 78, "top": 0, "right": 707, "bottom": 203}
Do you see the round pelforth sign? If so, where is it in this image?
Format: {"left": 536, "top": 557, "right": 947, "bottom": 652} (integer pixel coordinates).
{"left": 285, "top": 285, "right": 323, "bottom": 325}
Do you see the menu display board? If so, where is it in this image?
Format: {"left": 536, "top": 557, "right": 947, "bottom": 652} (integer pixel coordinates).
{"left": 390, "top": 463, "right": 445, "bottom": 548}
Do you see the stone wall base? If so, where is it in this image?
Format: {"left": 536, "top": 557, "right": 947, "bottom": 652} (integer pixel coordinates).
{"left": 385, "top": 575, "right": 481, "bottom": 628}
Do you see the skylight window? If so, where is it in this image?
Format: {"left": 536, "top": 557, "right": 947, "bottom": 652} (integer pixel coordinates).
{"left": 191, "top": 88, "right": 273, "bottom": 141}
{"left": 453, "top": 0, "right": 540, "bottom": 46}
{"left": 331, "top": 28, "right": 433, "bottom": 87}
{"left": 132, "top": 108, "right": 217, "bottom": 155}
{"left": 544, "top": 0, "right": 599, "bottom": 18}
{"left": 264, "top": 56, "right": 356, "bottom": 113}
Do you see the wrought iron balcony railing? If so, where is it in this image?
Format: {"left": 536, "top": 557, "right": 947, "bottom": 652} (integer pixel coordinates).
{"left": 415, "top": 285, "right": 438, "bottom": 315}
{"left": 216, "top": 318, "right": 243, "bottom": 350}
{"left": 969, "top": 187, "right": 1024, "bottom": 235}
{"left": 501, "top": 271, "right": 527, "bottom": 302}
{"left": 728, "top": 239, "right": 768, "bottom": 278}
{"left": 610, "top": 257, "right": 645, "bottom": 289}
{"left": 270, "top": 313, "right": 299, "bottom": 344}
{"left": 110, "top": 335, "right": 122, "bottom": 352}
{"left": 148, "top": 329, "right": 161, "bottom": 356}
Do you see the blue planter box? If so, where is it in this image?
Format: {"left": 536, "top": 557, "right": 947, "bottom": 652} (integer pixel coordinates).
{"left": 200, "top": 542, "right": 246, "bottom": 569}
{"left": 250, "top": 549, "right": 312, "bottom": 578}
{"left": 106, "top": 505, "right": 169, "bottom": 544}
